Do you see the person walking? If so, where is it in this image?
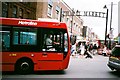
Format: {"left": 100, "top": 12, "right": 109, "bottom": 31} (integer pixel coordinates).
{"left": 84, "top": 43, "right": 93, "bottom": 58}
{"left": 92, "top": 44, "right": 98, "bottom": 55}
{"left": 80, "top": 43, "right": 85, "bottom": 56}
{"left": 102, "top": 45, "right": 107, "bottom": 56}
{"left": 88, "top": 44, "right": 93, "bottom": 53}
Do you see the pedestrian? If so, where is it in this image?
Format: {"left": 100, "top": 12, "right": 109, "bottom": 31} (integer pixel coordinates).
{"left": 84, "top": 43, "right": 88, "bottom": 55}
{"left": 92, "top": 44, "right": 98, "bottom": 55}
{"left": 85, "top": 50, "right": 93, "bottom": 58}
{"left": 88, "top": 44, "right": 93, "bottom": 53}
{"left": 102, "top": 45, "right": 107, "bottom": 56}
{"left": 71, "top": 43, "right": 76, "bottom": 55}
{"left": 80, "top": 43, "right": 85, "bottom": 56}
{"left": 77, "top": 42, "right": 81, "bottom": 55}
{"left": 83, "top": 43, "right": 92, "bottom": 58}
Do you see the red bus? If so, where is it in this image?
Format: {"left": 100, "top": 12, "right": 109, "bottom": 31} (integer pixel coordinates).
{"left": 0, "top": 17, "right": 70, "bottom": 74}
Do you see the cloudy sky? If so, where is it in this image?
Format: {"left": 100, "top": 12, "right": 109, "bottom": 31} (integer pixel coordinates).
{"left": 63, "top": 0, "right": 119, "bottom": 40}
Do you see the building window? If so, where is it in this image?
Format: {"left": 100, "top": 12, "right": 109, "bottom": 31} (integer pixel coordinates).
{"left": 48, "top": 4, "right": 52, "bottom": 16}
{"left": 66, "top": 18, "right": 69, "bottom": 25}
{"left": 76, "top": 25, "right": 78, "bottom": 31}
{"left": 79, "top": 27, "right": 80, "bottom": 33}
{"left": 61, "top": 10, "right": 64, "bottom": 22}
{"left": 2, "top": 2, "right": 8, "bottom": 17}
{"left": 19, "top": 8, "right": 23, "bottom": 18}
{"left": 47, "top": 0, "right": 53, "bottom": 17}
{"left": 12, "top": 5, "right": 17, "bottom": 18}
{"left": 26, "top": 11, "right": 30, "bottom": 19}
{"left": 74, "top": 23, "right": 76, "bottom": 30}
{"left": 70, "top": 21, "right": 72, "bottom": 29}
{"left": 26, "top": 2, "right": 30, "bottom": 7}
{"left": 55, "top": 6, "right": 60, "bottom": 20}
{"left": 55, "top": 10, "right": 59, "bottom": 19}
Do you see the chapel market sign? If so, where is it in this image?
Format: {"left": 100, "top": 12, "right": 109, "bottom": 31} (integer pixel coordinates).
{"left": 63, "top": 10, "right": 107, "bottom": 18}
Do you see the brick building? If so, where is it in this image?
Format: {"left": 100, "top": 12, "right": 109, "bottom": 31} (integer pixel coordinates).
{"left": 36, "top": 0, "right": 83, "bottom": 39}
{"left": 1, "top": 2, "right": 37, "bottom": 19}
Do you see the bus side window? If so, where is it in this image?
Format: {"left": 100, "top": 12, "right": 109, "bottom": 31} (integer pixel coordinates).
{"left": 1, "top": 31, "right": 10, "bottom": 51}
{"left": 20, "top": 32, "right": 36, "bottom": 45}
{"left": 13, "top": 27, "right": 37, "bottom": 45}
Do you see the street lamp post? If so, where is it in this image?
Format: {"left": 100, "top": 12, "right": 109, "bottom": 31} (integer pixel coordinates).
{"left": 60, "top": 8, "right": 62, "bottom": 22}
{"left": 71, "top": 9, "right": 74, "bottom": 34}
{"left": 103, "top": 5, "right": 109, "bottom": 46}
{"left": 109, "top": 2, "right": 113, "bottom": 49}
{"left": 110, "top": 2, "right": 113, "bottom": 31}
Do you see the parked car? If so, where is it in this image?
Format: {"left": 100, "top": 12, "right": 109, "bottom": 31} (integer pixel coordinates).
{"left": 107, "top": 45, "right": 120, "bottom": 71}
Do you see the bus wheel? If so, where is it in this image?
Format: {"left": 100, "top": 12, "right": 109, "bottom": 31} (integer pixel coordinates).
{"left": 15, "top": 58, "right": 34, "bottom": 74}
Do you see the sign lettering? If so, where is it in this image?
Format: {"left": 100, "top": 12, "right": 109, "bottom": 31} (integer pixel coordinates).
{"left": 63, "top": 11, "right": 107, "bottom": 18}
{"left": 18, "top": 21, "right": 37, "bottom": 25}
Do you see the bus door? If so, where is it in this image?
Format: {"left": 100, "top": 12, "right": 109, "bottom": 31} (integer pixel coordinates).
{"left": 39, "top": 28, "right": 68, "bottom": 61}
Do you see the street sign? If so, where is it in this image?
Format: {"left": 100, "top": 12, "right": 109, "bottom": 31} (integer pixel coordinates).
{"left": 63, "top": 11, "right": 106, "bottom": 18}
